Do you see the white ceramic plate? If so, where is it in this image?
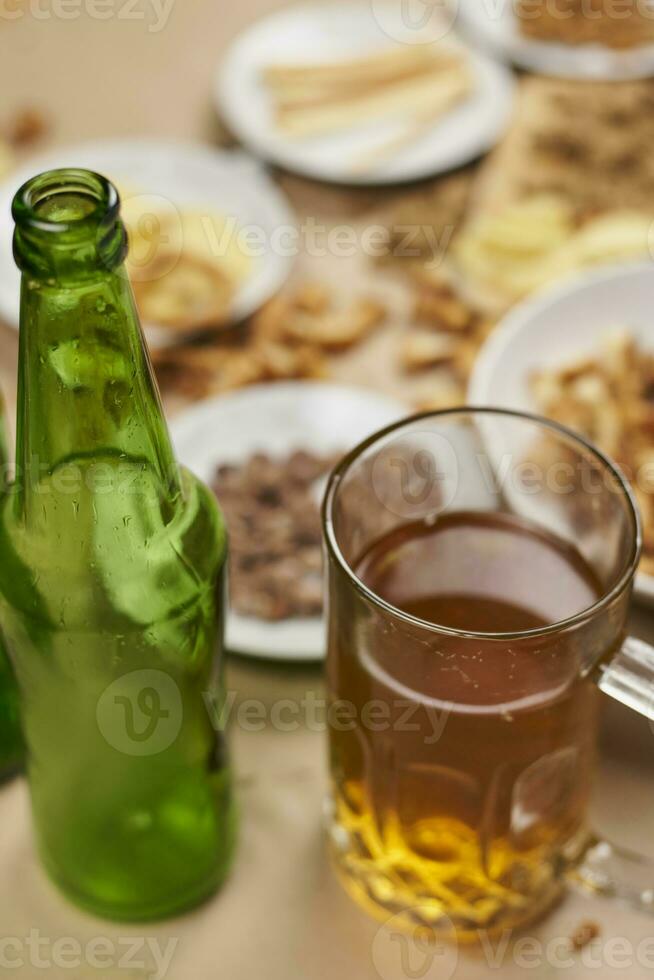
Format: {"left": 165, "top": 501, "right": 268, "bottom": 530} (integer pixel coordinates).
{"left": 216, "top": 2, "right": 515, "bottom": 186}
{"left": 0, "top": 139, "right": 295, "bottom": 344}
{"left": 458, "top": 0, "right": 654, "bottom": 80}
{"left": 170, "top": 381, "right": 408, "bottom": 661}
{"left": 468, "top": 261, "right": 654, "bottom": 605}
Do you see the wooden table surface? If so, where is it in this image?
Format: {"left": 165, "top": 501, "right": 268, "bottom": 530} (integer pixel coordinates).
{"left": 0, "top": 4, "right": 653, "bottom": 978}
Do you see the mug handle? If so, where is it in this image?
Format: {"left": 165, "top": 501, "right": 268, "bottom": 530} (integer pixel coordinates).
{"left": 571, "top": 637, "right": 654, "bottom": 914}
{"left": 595, "top": 636, "right": 654, "bottom": 723}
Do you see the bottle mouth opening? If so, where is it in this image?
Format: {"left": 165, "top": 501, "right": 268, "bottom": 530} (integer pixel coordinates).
{"left": 12, "top": 169, "right": 119, "bottom": 235}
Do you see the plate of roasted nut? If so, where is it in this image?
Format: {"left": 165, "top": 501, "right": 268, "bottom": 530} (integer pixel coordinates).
{"left": 216, "top": 1, "right": 514, "bottom": 185}
{"left": 469, "top": 261, "right": 654, "bottom": 603}
{"left": 0, "top": 139, "right": 295, "bottom": 345}
{"left": 170, "top": 381, "right": 407, "bottom": 660}
{"left": 458, "top": 0, "right": 654, "bottom": 80}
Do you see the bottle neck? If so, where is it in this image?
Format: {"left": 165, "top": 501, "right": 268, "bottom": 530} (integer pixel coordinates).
{"left": 12, "top": 170, "right": 181, "bottom": 515}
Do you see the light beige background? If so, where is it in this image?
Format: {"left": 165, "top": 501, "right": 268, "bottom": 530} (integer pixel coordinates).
{"left": 0, "top": 2, "right": 653, "bottom": 978}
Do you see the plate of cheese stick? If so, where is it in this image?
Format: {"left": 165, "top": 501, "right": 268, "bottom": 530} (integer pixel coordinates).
{"left": 216, "top": 2, "right": 515, "bottom": 185}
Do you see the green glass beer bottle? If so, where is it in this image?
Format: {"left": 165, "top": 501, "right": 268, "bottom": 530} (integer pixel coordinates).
{"left": 0, "top": 644, "right": 22, "bottom": 781}
{"left": 0, "top": 169, "right": 235, "bottom": 920}
{"left": 0, "top": 637, "right": 22, "bottom": 781}
{"left": 0, "top": 393, "right": 23, "bottom": 782}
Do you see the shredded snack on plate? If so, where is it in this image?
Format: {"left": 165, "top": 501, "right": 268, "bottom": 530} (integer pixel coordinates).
{"left": 531, "top": 330, "right": 654, "bottom": 574}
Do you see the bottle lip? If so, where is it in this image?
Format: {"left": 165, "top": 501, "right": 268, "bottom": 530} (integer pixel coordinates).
{"left": 12, "top": 168, "right": 120, "bottom": 237}
{"left": 12, "top": 168, "right": 127, "bottom": 278}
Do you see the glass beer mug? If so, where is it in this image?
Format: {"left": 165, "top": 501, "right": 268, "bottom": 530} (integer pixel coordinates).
{"left": 323, "top": 408, "right": 654, "bottom": 940}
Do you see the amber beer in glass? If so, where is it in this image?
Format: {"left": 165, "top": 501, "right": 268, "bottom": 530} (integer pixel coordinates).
{"left": 324, "top": 409, "right": 654, "bottom": 939}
